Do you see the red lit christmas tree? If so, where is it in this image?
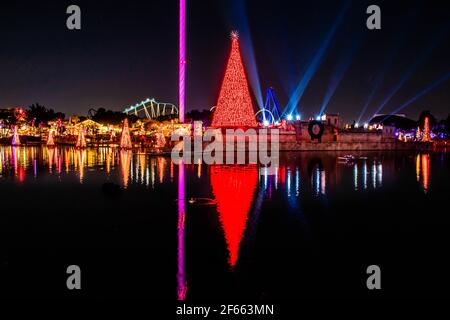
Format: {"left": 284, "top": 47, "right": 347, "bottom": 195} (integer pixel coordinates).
{"left": 211, "top": 32, "right": 258, "bottom": 127}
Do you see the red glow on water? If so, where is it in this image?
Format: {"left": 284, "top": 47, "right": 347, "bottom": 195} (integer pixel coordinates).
{"left": 120, "top": 150, "right": 132, "bottom": 188}
{"left": 421, "top": 154, "right": 430, "bottom": 193}
{"left": 279, "top": 166, "right": 286, "bottom": 185}
{"left": 177, "top": 163, "right": 187, "bottom": 300}
{"left": 211, "top": 165, "right": 258, "bottom": 268}
{"left": 416, "top": 153, "right": 431, "bottom": 193}
{"left": 18, "top": 166, "right": 25, "bottom": 182}
{"left": 47, "top": 148, "right": 54, "bottom": 173}
{"left": 157, "top": 157, "right": 166, "bottom": 184}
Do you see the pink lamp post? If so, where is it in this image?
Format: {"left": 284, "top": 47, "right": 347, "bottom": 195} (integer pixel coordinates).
{"left": 179, "top": 0, "right": 186, "bottom": 123}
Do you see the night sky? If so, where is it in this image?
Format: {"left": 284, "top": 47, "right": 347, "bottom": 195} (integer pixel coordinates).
{"left": 1, "top": 0, "right": 449, "bottom": 122}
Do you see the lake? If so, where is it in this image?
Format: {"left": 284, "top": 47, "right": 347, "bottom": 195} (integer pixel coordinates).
{"left": 2, "top": 146, "right": 450, "bottom": 299}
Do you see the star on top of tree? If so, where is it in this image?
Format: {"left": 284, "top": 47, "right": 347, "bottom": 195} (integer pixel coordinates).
{"left": 230, "top": 30, "right": 239, "bottom": 40}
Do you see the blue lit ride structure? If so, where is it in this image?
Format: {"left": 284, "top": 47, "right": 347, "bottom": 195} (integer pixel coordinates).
{"left": 256, "top": 87, "right": 282, "bottom": 125}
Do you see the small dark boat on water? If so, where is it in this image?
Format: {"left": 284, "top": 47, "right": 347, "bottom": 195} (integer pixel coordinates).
{"left": 337, "top": 154, "right": 356, "bottom": 162}
{"left": 337, "top": 154, "right": 368, "bottom": 163}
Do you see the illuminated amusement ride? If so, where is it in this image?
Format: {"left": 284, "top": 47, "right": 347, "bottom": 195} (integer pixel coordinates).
{"left": 123, "top": 98, "right": 178, "bottom": 120}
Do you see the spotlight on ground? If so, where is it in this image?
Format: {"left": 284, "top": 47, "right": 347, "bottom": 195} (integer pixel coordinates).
{"left": 287, "top": 114, "right": 293, "bottom": 121}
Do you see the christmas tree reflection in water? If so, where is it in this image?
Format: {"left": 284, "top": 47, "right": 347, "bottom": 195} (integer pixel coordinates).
{"left": 210, "top": 165, "right": 258, "bottom": 268}
{"left": 416, "top": 153, "right": 431, "bottom": 193}
{"left": 76, "top": 149, "right": 86, "bottom": 183}
{"left": 120, "top": 150, "right": 132, "bottom": 189}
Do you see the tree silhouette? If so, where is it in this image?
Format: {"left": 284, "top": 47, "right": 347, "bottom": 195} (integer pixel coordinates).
{"left": 418, "top": 110, "right": 437, "bottom": 128}
{"left": 91, "top": 108, "right": 138, "bottom": 125}
{"left": 186, "top": 109, "right": 212, "bottom": 126}
{"left": 26, "top": 103, "right": 65, "bottom": 126}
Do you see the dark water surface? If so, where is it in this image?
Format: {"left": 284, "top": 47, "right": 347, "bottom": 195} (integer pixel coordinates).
{"left": 2, "top": 146, "right": 450, "bottom": 299}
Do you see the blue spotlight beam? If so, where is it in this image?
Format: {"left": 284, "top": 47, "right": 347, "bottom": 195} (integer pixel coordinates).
{"left": 284, "top": 1, "right": 351, "bottom": 117}
{"left": 318, "top": 35, "right": 363, "bottom": 117}
{"left": 242, "top": 32, "right": 263, "bottom": 107}
{"left": 229, "top": 0, "right": 263, "bottom": 107}
{"left": 271, "top": 89, "right": 282, "bottom": 121}
{"left": 357, "top": 6, "right": 421, "bottom": 124}
{"left": 371, "top": 26, "right": 449, "bottom": 118}
{"left": 357, "top": 61, "right": 393, "bottom": 124}
{"left": 382, "top": 72, "right": 450, "bottom": 122}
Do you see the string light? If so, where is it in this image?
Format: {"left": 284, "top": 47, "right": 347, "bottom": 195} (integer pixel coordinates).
{"left": 47, "top": 129, "right": 55, "bottom": 147}
{"left": 120, "top": 119, "right": 132, "bottom": 149}
{"left": 211, "top": 33, "right": 258, "bottom": 127}
{"left": 75, "top": 126, "right": 86, "bottom": 148}
{"left": 11, "top": 125, "right": 21, "bottom": 146}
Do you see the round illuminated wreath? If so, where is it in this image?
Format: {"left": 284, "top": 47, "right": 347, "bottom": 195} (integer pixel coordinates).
{"left": 308, "top": 120, "right": 325, "bottom": 140}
